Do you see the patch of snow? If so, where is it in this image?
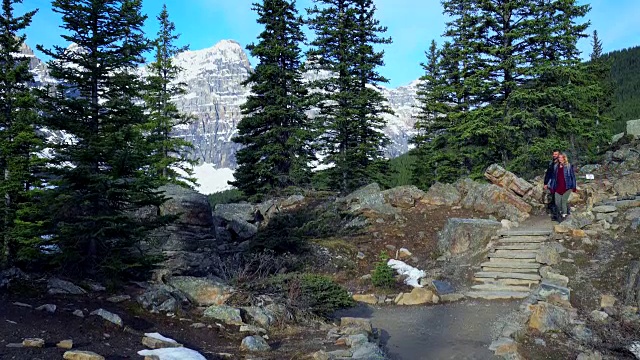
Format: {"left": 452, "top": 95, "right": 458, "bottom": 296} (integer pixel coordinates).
{"left": 138, "top": 347, "right": 206, "bottom": 360}
{"left": 387, "top": 259, "right": 426, "bottom": 288}
{"left": 144, "top": 332, "right": 178, "bottom": 344}
{"left": 173, "top": 163, "right": 235, "bottom": 195}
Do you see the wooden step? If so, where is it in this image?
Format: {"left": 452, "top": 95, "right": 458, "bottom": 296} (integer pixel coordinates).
{"left": 475, "top": 272, "right": 541, "bottom": 281}
{"left": 474, "top": 278, "right": 540, "bottom": 286}
{"left": 481, "top": 261, "right": 540, "bottom": 269}
{"left": 465, "top": 291, "right": 530, "bottom": 300}
{"left": 499, "top": 230, "right": 552, "bottom": 237}
{"left": 498, "top": 236, "right": 547, "bottom": 243}
{"left": 482, "top": 267, "right": 539, "bottom": 273}
{"left": 494, "top": 243, "right": 542, "bottom": 251}
{"left": 489, "top": 250, "right": 537, "bottom": 259}
{"left": 471, "top": 284, "right": 532, "bottom": 292}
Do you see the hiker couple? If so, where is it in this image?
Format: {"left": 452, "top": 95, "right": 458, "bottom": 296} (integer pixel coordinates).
{"left": 543, "top": 150, "right": 577, "bottom": 222}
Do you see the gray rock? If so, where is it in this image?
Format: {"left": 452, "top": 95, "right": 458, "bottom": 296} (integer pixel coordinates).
{"left": 242, "top": 306, "right": 275, "bottom": 329}
{"left": 351, "top": 342, "right": 386, "bottom": 359}
{"left": 423, "top": 182, "right": 461, "bottom": 206}
{"left": 167, "top": 276, "right": 234, "bottom": 306}
{"left": 35, "top": 304, "right": 57, "bottom": 313}
{"left": 626, "top": 208, "right": 640, "bottom": 221}
{"left": 590, "top": 310, "right": 609, "bottom": 322}
{"left": 633, "top": 218, "right": 640, "bottom": 231}
{"left": 628, "top": 119, "right": 640, "bottom": 138}
{"left": 72, "top": 309, "right": 84, "bottom": 318}
{"left": 203, "top": 305, "right": 243, "bottom": 325}
{"left": 432, "top": 280, "right": 455, "bottom": 295}
{"left": 537, "top": 281, "right": 571, "bottom": 301}
{"left": 381, "top": 185, "right": 426, "bottom": 208}
{"left": 562, "top": 212, "right": 594, "bottom": 229}
{"left": 0, "top": 267, "right": 28, "bottom": 289}
{"left": 48, "top": 278, "right": 87, "bottom": 295}
{"left": 571, "top": 324, "right": 596, "bottom": 343}
{"left": 577, "top": 351, "right": 603, "bottom": 360}
{"left": 214, "top": 203, "right": 255, "bottom": 223}
{"left": 239, "top": 325, "right": 267, "bottom": 334}
{"left": 529, "top": 302, "right": 571, "bottom": 333}
{"left": 160, "top": 184, "right": 214, "bottom": 227}
{"left": 456, "top": 179, "right": 531, "bottom": 222}
{"left": 614, "top": 173, "right": 640, "bottom": 197}
{"left": 339, "top": 183, "right": 398, "bottom": 216}
{"left": 340, "top": 317, "right": 373, "bottom": 334}
{"left": 106, "top": 295, "right": 130, "bottom": 303}
{"left": 438, "top": 218, "right": 502, "bottom": 256}
{"left": 346, "top": 333, "right": 369, "bottom": 347}
{"left": 240, "top": 335, "right": 270, "bottom": 352}
{"left": 136, "top": 284, "right": 189, "bottom": 313}
{"left": 591, "top": 205, "right": 617, "bottom": 213}
{"left": 536, "top": 245, "right": 561, "bottom": 265}
{"left": 90, "top": 308, "right": 123, "bottom": 327}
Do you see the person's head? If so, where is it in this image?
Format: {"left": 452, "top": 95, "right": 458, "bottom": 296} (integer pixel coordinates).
{"left": 559, "top": 153, "right": 569, "bottom": 165}
{"left": 552, "top": 149, "right": 560, "bottom": 161}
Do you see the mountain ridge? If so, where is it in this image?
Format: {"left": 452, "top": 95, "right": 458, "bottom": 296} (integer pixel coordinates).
{"left": 22, "top": 39, "right": 419, "bottom": 169}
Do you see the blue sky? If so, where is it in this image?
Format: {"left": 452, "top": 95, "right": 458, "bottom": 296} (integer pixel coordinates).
{"left": 17, "top": 0, "right": 640, "bottom": 87}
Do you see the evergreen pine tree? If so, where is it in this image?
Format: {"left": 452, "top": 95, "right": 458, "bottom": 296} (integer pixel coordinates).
{"left": 37, "top": 0, "right": 171, "bottom": 277}
{"left": 0, "top": 0, "right": 46, "bottom": 268}
{"left": 590, "top": 30, "right": 603, "bottom": 61}
{"left": 144, "top": 4, "right": 195, "bottom": 186}
{"left": 230, "top": 0, "right": 313, "bottom": 198}
{"left": 437, "top": 0, "right": 605, "bottom": 177}
{"left": 306, "top": 0, "right": 392, "bottom": 193}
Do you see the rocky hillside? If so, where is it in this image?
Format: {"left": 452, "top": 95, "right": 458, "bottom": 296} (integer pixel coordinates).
{"left": 23, "top": 40, "right": 419, "bottom": 169}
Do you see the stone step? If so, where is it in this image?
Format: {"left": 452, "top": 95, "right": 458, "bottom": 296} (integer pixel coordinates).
{"left": 498, "top": 230, "right": 551, "bottom": 237}
{"left": 494, "top": 243, "right": 542, "bottom": 251}
{"left": 489, "top": 250, "right": 538, "bottom": 259}
{"left": 488, "top": 257, "right": 537, "bottom": 263}
{"left": 482, "top": 267, "right": 539, "bottom": 274}
{"left": 471, "top": 284, "right": 533, "bottom": 292}
{"left": 475, "top": 272, "right": 542, "bottom": 281}
{"left": 465, "top": 291, "right": 531, "bottom": 300}
{"left": 474, "top": 278, "right": 540, "bottom": 286}
{"left": 498, "top": 236, "right": 548, "bottom": 243}
{"left": 481, "top": 261, "right": 540, "bottom": 269}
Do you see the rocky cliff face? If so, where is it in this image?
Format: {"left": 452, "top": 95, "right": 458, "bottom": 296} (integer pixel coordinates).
{"left": 25, "top": 39, "right": 419, "bottom": 169}
{"left": 160, "top": 40, "right": 419, "bottom": 168}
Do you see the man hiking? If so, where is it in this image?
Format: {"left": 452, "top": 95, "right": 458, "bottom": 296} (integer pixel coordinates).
{"left": 544, "top": 150, "right": 560, "bottom": 220}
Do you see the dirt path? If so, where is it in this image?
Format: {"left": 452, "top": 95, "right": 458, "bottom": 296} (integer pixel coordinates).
{"left": 336, "top": 301, "right": 516, "bottom": 360}
{"left": 334, "top": 216, "right": 555, "bottom": 360}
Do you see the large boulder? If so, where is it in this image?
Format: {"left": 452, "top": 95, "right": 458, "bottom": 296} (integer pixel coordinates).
{"left": 394, "top": 287, "right": 436, "bottom": 305}
{"left": 203, "top": 304, "right": 244, "bottom": 325}
{"left": 456, "top": 179, "right": 531, "bottom": 222}
{"left": 338, "top": 183, "right": 398, "bottom": 217}
{"left": 528, "top": 302, "right": 572, "bottom": 333}
{"left": 213, "top": 203, "right": 258, "bottom": 241}
{"left": 628, "top": 119, "right": 640, "bottom": 139}
{"left": 484, "top": 164, "right": 534, "bottom": 197}
{"left": 421, "top": 182, "right": 461, "bottom": 206}
{"left": 382, "top": 185, "right": 426, "bottom": 209}
{"left": 438, "top": 218, "right": 502, "bottom": 256}
{"left": 166, "top": 276, "right": 234, "bottom": 306}
{"left": 613, "top": 173, "right": 640, "bottom": 197}
{"left": 160, "top": 185, "right": 214, "bottom": 227}
{"left": 136, "top": 284, "right": 190, "bottom": 313}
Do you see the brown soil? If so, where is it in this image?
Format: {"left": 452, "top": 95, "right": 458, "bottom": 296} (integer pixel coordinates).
{"left": 0, "top": 287, "right": 330, "bottom": 360}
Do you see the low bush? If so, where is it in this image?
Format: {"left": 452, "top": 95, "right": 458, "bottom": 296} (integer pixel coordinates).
{"left": 371, "top": 251, "right": 395, "bottom": 289}
{"left": 237, "top": 272, "right": 355, "bottom": 319}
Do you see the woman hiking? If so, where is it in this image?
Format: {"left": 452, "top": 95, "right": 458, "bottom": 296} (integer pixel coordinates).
{"left": 548, "top": 153, "right": 577, "bottom": 221}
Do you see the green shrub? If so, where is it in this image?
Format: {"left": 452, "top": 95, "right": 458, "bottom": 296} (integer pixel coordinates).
{"left": 371, "top": 251, "right": 395, "bottom": 289}
{"left": 241, "top": 273, "right": 354, "bottom": 319}
{"left": 207, "top": 189, "right": 245, "bottom": 208}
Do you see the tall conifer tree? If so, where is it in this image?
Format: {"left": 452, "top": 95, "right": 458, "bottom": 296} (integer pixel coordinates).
{"left": 144, "top": 4, "right": 195, "bottom": 185}
{"left": 306, "top": 0, "right": 392, "bottom": 193}
{"left": 231, "top": 0, "right": 313, "bottom": 198}
{"left": 0, "top": 0, "right": 45, "bottom": 267}
{"left": 38, "top": 0, "right": 171, "bottom": 276}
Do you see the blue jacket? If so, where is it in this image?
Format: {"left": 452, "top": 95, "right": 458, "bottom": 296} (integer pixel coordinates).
{"left": 548, "top": 164, "right": 576, "bottom": 192}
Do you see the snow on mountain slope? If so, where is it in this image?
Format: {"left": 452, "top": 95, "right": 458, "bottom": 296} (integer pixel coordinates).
{"left": 24, "top": 39, "right": 421, "bottom": 180}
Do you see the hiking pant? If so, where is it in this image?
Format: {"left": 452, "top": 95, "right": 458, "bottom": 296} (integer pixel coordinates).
{"left": 554, "top": 191, "right": 572, "bottom": 216}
